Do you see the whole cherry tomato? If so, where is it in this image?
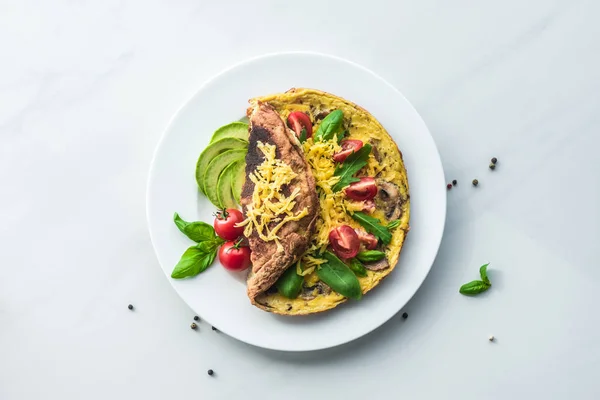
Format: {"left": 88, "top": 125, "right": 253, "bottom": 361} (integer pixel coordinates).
{"left": 213, "top": 208, "right": 245, "bottom": 240}
{"left": 218, "top": 239, "right": 251, "bottom": 271}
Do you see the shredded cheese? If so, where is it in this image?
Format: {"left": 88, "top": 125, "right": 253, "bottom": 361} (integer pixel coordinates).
{"left": 238, "top": 142, "right": 308, "bottom": 242}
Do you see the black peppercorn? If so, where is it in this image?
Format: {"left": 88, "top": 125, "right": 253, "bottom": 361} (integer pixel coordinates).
{"left": 402, "top": 312, "right": 408, "bottom": 319}
{"left": 207, "top": 369, "right": 214, "bottom": 376}
{"left": 452, "top": 180, "right": 457, "bottom": 186}
{"left": 128, "top": 304, "right": 133, "bottom": 310}
{"left": 472, "top": 179, "right": 479, "bottom": 186}
{"left": 193, "top": 316, "right": 199, "bottom": 321}
{"left": 212, "top": 326, "right": 217, "bottom": 331}
{"left": 491, "top": 157, "right": 497, "bottom": 164}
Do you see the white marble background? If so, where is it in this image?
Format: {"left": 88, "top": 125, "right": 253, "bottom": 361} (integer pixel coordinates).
{"left": 1, "top": 0, "right": 599, "bottom": 399}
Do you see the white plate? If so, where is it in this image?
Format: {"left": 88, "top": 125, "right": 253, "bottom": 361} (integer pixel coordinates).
{"left": 147, "top": 52, "right": 446, "bottom": 351}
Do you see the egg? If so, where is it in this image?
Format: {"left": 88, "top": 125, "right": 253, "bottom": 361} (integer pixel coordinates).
{"left": 250, "top": 88, "right": 410, "bottom": 315}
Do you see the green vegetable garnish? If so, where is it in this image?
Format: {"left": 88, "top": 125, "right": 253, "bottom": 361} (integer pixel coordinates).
{"left": 171, "top": 213, "right": 224, "bottom": 279}
{"left": 347, "top": 258, "right": 367, "bottom": 277}
{"left": 459, "top": 263, "right": 492, "bottom": 296}
{"left": 356, "top": 250, "right": 386, "bottom": 263}
{"left": 276, "top": 265, "right": 304, "bottom": 299}
{"left": 314, "top": 109, "right": 344, "bottom": 142}
{"left": 351, "top": 211, "right": 392, "bottom": 244}
{"left": 317, "top": 252, "right": 362, "bottom": 299}
{"left": 331, "top": 144, "right": 372, "bottom": 192}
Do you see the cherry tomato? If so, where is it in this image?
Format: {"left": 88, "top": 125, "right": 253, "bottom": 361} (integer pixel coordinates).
{"left": 218, "top": 240, "right": 251, "bottom": 271}
{"left": 329, "top": 225, "right": 360, "bottom": 259}
{"left": 213, "top": 208, "right": 245, "bottom": 240}
{"left": 355, "top": 229, "right": 378, "bottom": 250}
{"left": 287, "top": 112, "right": 313, "bottom": 139}
{"left": 333, "top": 139, "right": 363, "bottom": 163}
{"left": 345, "top": 177, "right": 378, "bottom": 201}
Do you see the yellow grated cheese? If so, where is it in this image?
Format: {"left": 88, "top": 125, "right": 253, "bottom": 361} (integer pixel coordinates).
{"left": 239, "top": 142, "right": 308, "bottom": 242}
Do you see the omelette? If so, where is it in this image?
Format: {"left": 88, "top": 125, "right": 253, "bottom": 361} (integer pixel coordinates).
{"left": 241, "top": 88, "right": 410, "bottom": 315}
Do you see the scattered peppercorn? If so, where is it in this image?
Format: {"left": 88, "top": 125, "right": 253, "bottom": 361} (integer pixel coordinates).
{"left": 128, "top": 304, "right": 133, "bottom": 310}
{"left": 212, "top": 326, "right": 217, "bottom": 331}
{"left": 472, "top": 179, "right": 479, "bottom": 186}
{"left": 402, "top": 312, "right": 408, "bottom": 319}
{"left": 207, "top": 369, "right": 214, "bottom": 376}
{"left": 452, "top": 179, "right": 457, "bottom": 186}
{"left": 193, "top": 316, "right": 200, "bottom": 321}
{"left": 190, "top": 323, "right": 197, "bottom": 330}
{"left": 489, "top": 163, "right": 496, "bottom": 170}
{"left": 446, "top": 183, "right": 452, "bottom": 190}
{"left": 489, "top": 335, "right": 495, "bottom": 342}
{"left": 491, "top": 157, "right": 497, "bottom": 164}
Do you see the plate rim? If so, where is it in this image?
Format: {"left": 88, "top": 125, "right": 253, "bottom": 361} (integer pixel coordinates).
{"left": 146, "top": 51, "right": 446, "bottom": 351}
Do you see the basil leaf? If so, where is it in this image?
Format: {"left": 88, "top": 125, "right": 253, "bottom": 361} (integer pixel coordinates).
{"left": 332, "top": 144, "right": 372, "bottom": 192}
{"left": 356, "top": 250, "right": 386, "bottom": 262}
{"left": 479, "top": 263, "right": 490, "bottom": 285}
{"left": 171, "top": 243, "right": 216, "bottom": 279}
{"left": 387, "top": 219, "right": 401, "bottom": 229}
{"left": 459, "top": 280, "right": 490, "bottom": 296}
{"left": 173, "top": 213, "right": 216, "bottom": 243}
{"left": 298, "top": 128, "right": 307, "bottom": 144}
{"left": 276, "top": 265, "right": 304, "bottom": 299}
{"left": 317, "top": 252, "right": 362, "bottom": 299}
{"left": 351, "top": 211, "right": 392, "bottom": 244}
{"left": 347, "top": 258, "right": 367, "bottom": 277}
{"left": 315, "top": 110, "right": 344, "bottom": 142}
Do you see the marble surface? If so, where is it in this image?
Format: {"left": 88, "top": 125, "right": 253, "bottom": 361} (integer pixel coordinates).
{"left": 1, "top": 0, "right": 599, "bottom": 399}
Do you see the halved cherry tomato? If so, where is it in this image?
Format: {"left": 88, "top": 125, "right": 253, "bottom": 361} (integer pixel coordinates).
{"left": 219, "top": 239, "right": 251, "bottom": 271}
{"left": 214, "top": 208, "right": 245, "bottom": 240}
{"left": 287, "top": 112, "right": 313, "bottom": 139}
{"left": 333, "top": 139, "right": 363, "bottom": 163}
{"left": 345, "top": 177, "right": 378, "bottom": 201}
{"left": 329, "top": 225, "right": 360, "bottom": 259}
{"left": 355, "top": 229, "right": 378, "bottom": 250}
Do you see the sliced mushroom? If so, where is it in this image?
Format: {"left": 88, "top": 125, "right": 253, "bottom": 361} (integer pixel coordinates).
{"left": 300, "top": 281, "right": 332, "bottom": 300}
{"left": 376, "top": 179, "right": 403, "bottom": 220}
{"left": 364, "top": 258, "right": 390, "bottom": 271}
{"left": 370, "top": 139, "right": 382, "bottom": 163}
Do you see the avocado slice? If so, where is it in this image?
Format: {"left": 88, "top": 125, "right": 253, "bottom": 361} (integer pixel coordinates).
{"left": 230, "top": 160, "right": 246, "bottom": 205}
{"left": 209, "top": 122, "right": 249, "bottom": 144}
{"left": 217, "top": 162, "right": 238, "bottom": 209}
{"left": 204, "top": 150, "right": 246, "bottom": 207}
{"left": 196, "top": 137, "right": 247, "bottom": 193}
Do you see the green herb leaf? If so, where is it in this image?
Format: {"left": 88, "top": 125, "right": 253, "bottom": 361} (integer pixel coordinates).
{"left": 332, "top": 144, "right": 372, "bottom": 192}
{"left": 173, "top": 213, "right": 216, "bottom": 243}
{"left": 479, "top": 263, "right": 490, "bottom": 285}
{"left": 459, "top": 280, "right": 491, "bottom": 296}
{"left": 337, "top": 129, "right": 349, "bottom": 144}
{"left": 276, "top": 265, "right": 304, "bottom": 299}
{"left": 346, "top": 258, "right": 367, "bottom": 277}
{"left": 317, "top": 252, "right": 362, "bottom": 299}
{"left": 387, "top": 219, "right": 401, "bottom": 229}
{"left": 171, "top": 242, "right": 217, "bottom": 279}
{"left": 356, "top": 250, "right": 386, "bottom": 263}
{"left": 315, "top": 110, "right": 344, "bottom": 142}
{"left": 299, "top": 128, "right": 307, "bottom": 144}
{"left": 351, "top": 211, "right": 392, "bottom": 244}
